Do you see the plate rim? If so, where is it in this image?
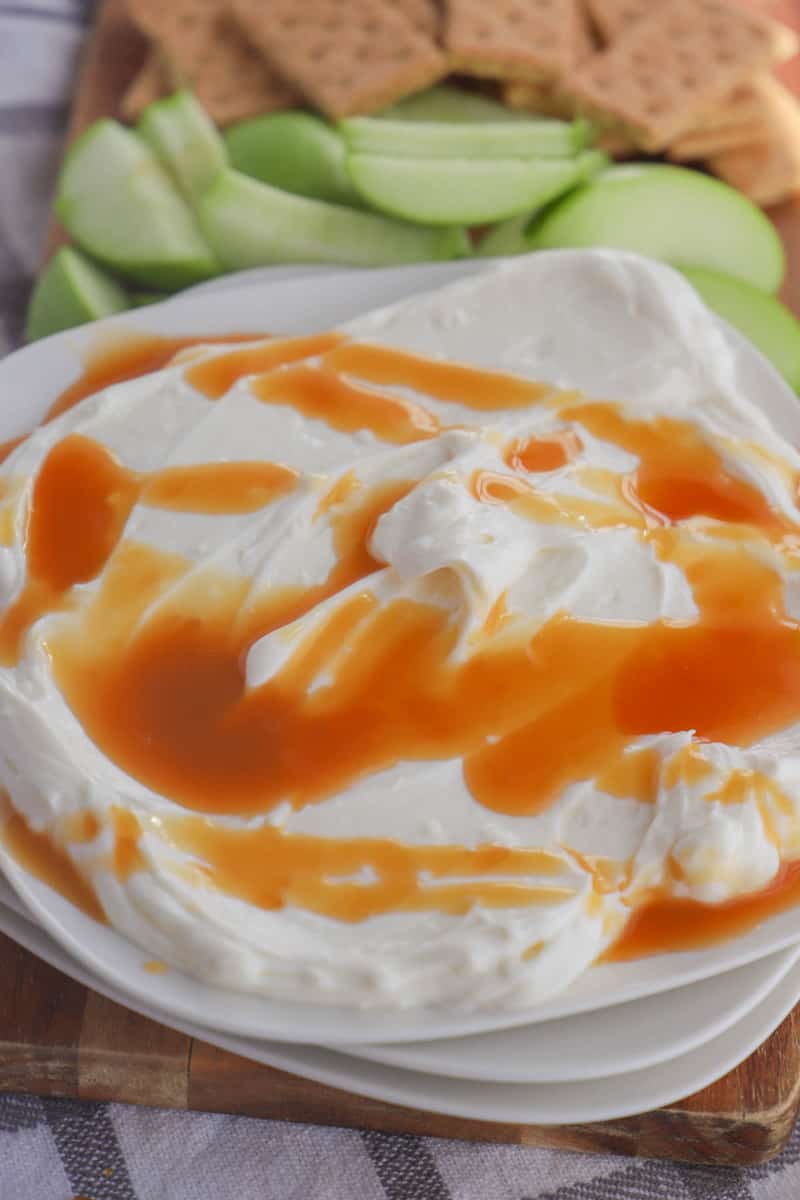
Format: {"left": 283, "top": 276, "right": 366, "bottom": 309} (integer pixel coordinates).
{"left": 0, "top": 877, "right": 797, "bottom": 1124}
{"left": 2, "top": 867, "right": 794, "bottom": 1086}
{"left": 2, "top": 253, "right": 800, "bottom": 1046}
{"left": 338, "top": 945, "right": 800, "bottom": 1083}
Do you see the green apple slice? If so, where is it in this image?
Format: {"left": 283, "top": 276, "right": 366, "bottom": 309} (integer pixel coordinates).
{"left": 347, "top": 149, "right": 606, "bottom": 226}
{"left": 478, "top": 150, "right": 611, "bottom": 257}
{"left": 339, "top": 115, "right": 589, "bottom": 159}
{"left": 476, "top": 212, "right": 533, "bottom": 258}
{"left": 138, "top": 90, "right": 227, "bottom": 199}
{"left": 378, "top": 85, "right": 532, "bottom": 123}
{"left": 528, "top": 164, "right": 785, "bottom": 293}
{"left": 197, "top": 168, "right": 469, "bottom": 269}
{"left": 55, "top": 119, "right": 219, "bottom": 289}
{"left": 681, "top": 267, "right": 800, "bottom": 390}
{"left": 225, "top": 112, "right": 361, "bottom": 207}
{"left": 130, "top": 291, "right": 170, "bottom": 307}
{"left": 25, "top": 246, "right": 130, "bottom": 342}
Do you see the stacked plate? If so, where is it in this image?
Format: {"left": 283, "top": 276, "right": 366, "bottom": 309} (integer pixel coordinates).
{"left": 2, "top": 259, "right": 800, "bottom": 1126}
{"left": 2, "top": 855, "right": 800, "bottom": 1125}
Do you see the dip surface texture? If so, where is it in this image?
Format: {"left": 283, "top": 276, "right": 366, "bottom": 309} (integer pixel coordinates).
{"left": 3, "top": 251, "right": 800, "bottom": 1011}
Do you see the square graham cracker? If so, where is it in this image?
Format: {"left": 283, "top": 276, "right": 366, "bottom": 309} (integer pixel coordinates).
{"left": 708, "top": 75, "right": 800, "bottom": 205}
{"left": 668, "top": 74, "right": 778, "bottom": 160}
{"left": 396, "top": 0, "right": 442, "bottom": 40}
{"left": 444, "top": 0, "right": 591, "bottom": 82}
{"left": 693, "top": 81, "right": 769, "bottom": 134}
{"left": 667, "top": 116, "right": 768, "bottom": 160}
{"left": 584, "top": 0, "right": 652, "bottom": 44}
{"left": 231, "top": 0, "right": 446, "bottom": 118}
{"left": 565, "top": 0, "right": 797, "bottom": 151}
{"left": 126, "top": 0, "right": 297, "bottom": 126}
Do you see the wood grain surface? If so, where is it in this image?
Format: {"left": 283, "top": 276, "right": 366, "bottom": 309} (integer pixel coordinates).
{"left": 2, "top": 921, "right": 799, "bottom": 1165}
{"left": 15, "top": 0, "right": 800, "bottom": 1168}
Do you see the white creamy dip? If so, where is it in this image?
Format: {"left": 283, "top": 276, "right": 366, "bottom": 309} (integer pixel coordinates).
{"left": 1, "top": 249, "right": 800, "bottom": 1010}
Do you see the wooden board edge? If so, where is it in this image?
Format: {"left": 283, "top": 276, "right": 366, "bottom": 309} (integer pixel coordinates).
{"left": 183, "top": 1016, "right": 800, "bottom": 1166}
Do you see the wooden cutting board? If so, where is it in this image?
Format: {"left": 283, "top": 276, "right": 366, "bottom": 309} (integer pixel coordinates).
{"left": 11, "top": 0, "right": 800, "bottom": 1168}
{"left": 3, "top": 923, "right": 800, "bottom": 1166}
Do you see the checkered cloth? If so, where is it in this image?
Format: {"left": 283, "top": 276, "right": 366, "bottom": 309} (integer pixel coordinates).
{"left": 3, "top": 3, "right": 800, "bottom": 1198}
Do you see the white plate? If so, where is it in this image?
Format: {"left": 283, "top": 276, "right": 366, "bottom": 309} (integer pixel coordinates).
{"left": 3, "top": 258, "right": 800, "bottom": 1047}
{"left": 194, "top": 262, "right": 800, "bottom": 1083}
{"left": 185, "top": 264, "right": 345, "bottom": 295}
{"left": 342, "top": 944, "right": 800, "bottom": 1082}
{"left": 198, "top": 960, "right": 800, "bottom": 1125}
{"left": 2, "top": 863, "right": 794, "bottom": 1087}
{"left": 0, "top": 876, "right": 797, "bottom": 1125}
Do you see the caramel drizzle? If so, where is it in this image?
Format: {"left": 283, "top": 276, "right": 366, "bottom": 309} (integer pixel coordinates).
{"left": 46, "top": 535, "right": 800, "bottom": 824}
{"left": 505, "top": 431, "right": 583, "bottom": 473}
{"left": 169, "top": 817, "right": 570, "bottom": 922}
{"left": 606, "top": 859, "right": 800, "bottom": 961}
{"left": 48, "top": 331, "right": 271, "bottom": 422}
{"left": 1, "top": 807, "right": 105, "bottom": 923}
{"left": 252, "top": 364, "right": 442, "bottom": 444}
{"left": 0, "top": 434, "right": 299, "bottom": 666}
{"left": 3, "top": 333, "right": 800, "bottom": 949}
{"left": 187, "top": 332, "right": 343, "bottom": 400}
{"left": 323, "top": 342, "right": 554, "bottom": 410}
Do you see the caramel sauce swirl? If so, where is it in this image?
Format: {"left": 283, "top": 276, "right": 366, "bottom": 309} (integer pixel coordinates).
{"left": 3, "top": 333, "right": 800, "bottom": 955}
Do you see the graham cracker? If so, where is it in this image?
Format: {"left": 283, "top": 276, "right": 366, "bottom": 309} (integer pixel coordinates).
{"left": 119, "top": 48, "right": 167, "bottom": 122}
{"left": 396, "top": 0, "right": 442, "bottom": 40}
{"left": 500, "top": 6, "right": 595, "bottom": 119}
{"left": 575, "top": 0, "right": 599, "bottom": 61}
{"left": 126, "top": 0, "right": 298, "bottom": 126}
{"left": 503, "top": 81, "right": 578, "bottom": 120}
{"left": 443, "top": 0, "right": 592, "bottom": 82}
{"left": 595, "top": 126, "right": 638, "bottom": 157}
{"left": 231, "top": 0, "right": 446, "bottom": 119}
{"left": 708, "top": 76, "right": 800, "bottom": 206}
{"left": 565, "top": 0, "right": 797, "bottom": 152}
{"left": 584, "top": 0, "right": 651, "bottom": 44}
{"left": 505, "top": 77, "right": 637, "bottom": 157}
{"left": 693, "top": 82, "right": 767, "bottom": 134}
{"left": 667, "top": 116, "right": 767, "bottom": 160}
{"left": 503, "top": 81, "right": 548, "bottom": 111}
{"left": 668, "top": 74, "right": 779, "bottom": 160}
